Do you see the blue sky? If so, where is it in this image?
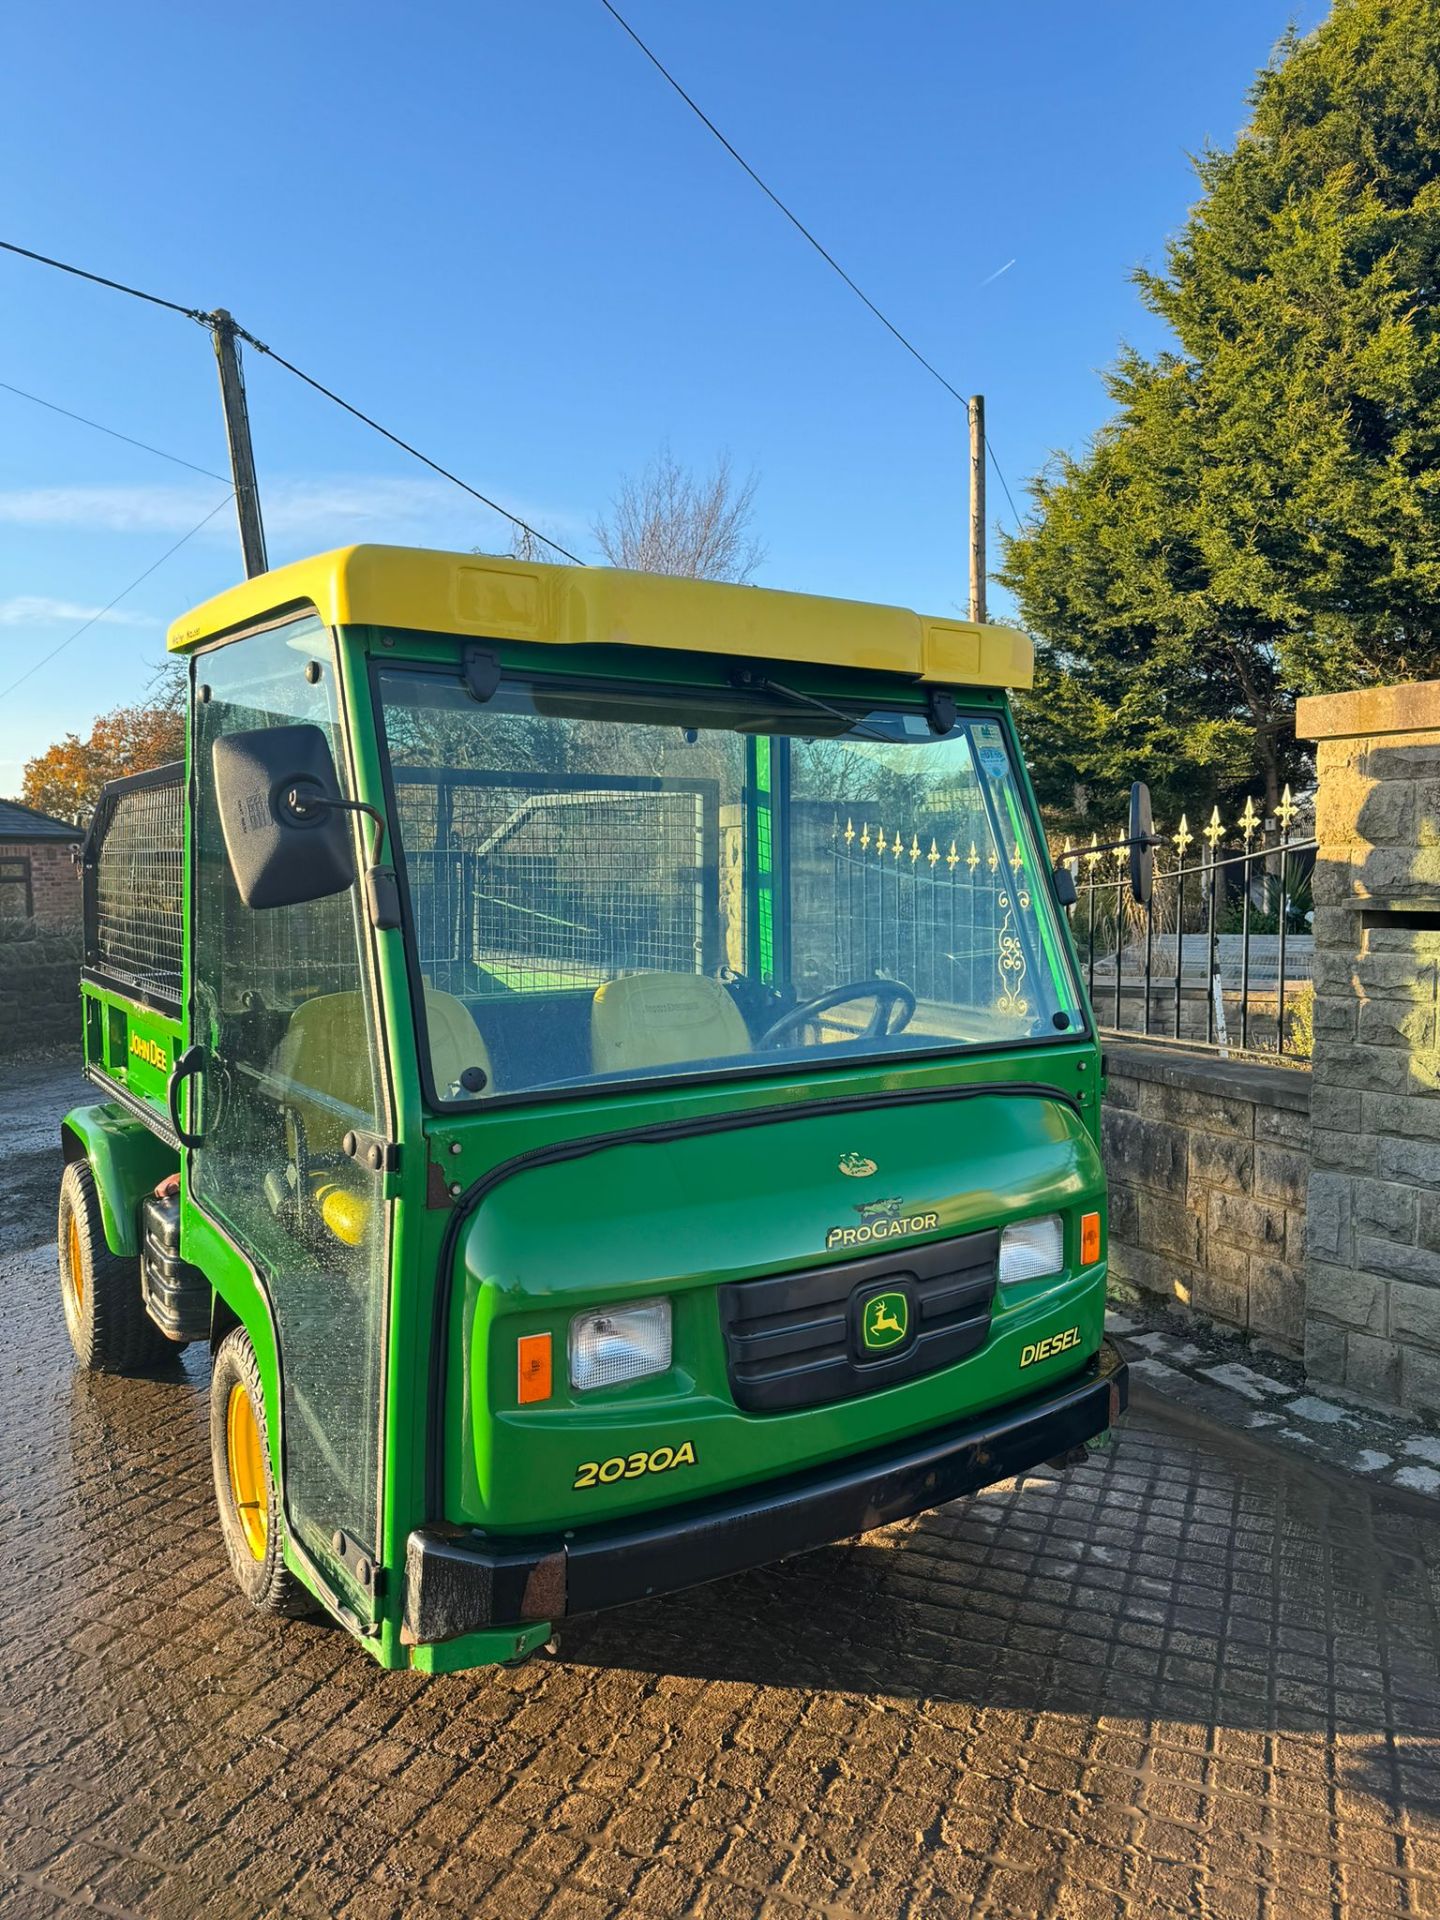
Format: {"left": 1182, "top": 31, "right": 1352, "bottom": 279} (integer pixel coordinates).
{"left": 1, "top": 0, "right": 1325, "bottom": 796}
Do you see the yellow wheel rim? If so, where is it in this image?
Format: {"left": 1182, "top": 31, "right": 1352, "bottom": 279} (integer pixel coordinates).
{"left": 225, "top": 1382, "right": 269, "bottom": 1561}
{"left": 62, "top": 1211, "right": 85, "bottom": 1334}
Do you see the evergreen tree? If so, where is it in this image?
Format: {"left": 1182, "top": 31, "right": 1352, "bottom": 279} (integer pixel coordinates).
{"left": 1002, "top": 0, "right": 1440, "bottom": 827}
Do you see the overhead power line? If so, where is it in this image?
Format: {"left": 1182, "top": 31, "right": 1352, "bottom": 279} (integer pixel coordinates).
{"left": 596, "top": 1, "right": 972, "bottom": 409}
{"left": 0, "top": 378, "right": 231, "bottom": 482}
{"left": 0, "top": 239, "right": 208, "bottom": 324}
{"left": 0, "top": 494, "right": 235, "bottom": 702}
{"left": 0, "top": 239, "right": 583, "bottom": 563}
{"left": 986, "top": 445, "right": 1022, "bottom": 529}
{"left": 222, "top": 323, "right": 584, "bottom": 563}
{"left": 595, "top": 0, "right": 1026, "bottom": 531}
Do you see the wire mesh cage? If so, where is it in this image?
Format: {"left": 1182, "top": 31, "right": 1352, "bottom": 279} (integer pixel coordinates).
{"left": 393, "top": 770, "right": 719, "bottom": 996}
{"left": 84, "top": 764, "right": 184, "bottom": 1006}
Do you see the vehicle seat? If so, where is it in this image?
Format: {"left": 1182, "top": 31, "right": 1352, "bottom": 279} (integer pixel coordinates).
{"left": 270, "top": 991, "right": 376, "bottom": 1159}
{"left": 591, "top": 973, "right": 750, "bottom": 1074}
{"left": 422, "top": 984, "right": 498, "bottom": 1097}
{"left": 272, "top": 987, "right": 497, "bottom": 1148}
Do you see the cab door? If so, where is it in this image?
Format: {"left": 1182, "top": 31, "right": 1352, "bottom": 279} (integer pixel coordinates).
{"left": 189, "top": 615, "right": 391, "bottom": 1608}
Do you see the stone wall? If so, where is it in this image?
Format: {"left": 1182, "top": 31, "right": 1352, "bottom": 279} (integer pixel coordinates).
{"left": 0, "top": 927, "right": 82, "bottom": 1053}
{"left": 1295, "top": 681, "right": 1440, "bottom": 1419}
{"left": 1103, "top": 1041, "right": 1311, "bottom": 1355}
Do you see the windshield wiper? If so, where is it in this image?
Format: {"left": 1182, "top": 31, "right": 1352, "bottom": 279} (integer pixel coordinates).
{"left": 729, "top": 671, "right": 900, "bottom": 745}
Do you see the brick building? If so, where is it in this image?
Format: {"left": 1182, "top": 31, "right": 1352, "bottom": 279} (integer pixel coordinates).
{"left": 0, "top": 797, "right": 83, "bottom": 928}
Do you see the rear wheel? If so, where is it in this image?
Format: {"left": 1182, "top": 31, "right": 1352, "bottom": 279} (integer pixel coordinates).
{"left": 210, "top": 1327, "right": 314, "bottom": 1615}
{"left": 57, "top": 1159, "right": 169, "bottom": 1372}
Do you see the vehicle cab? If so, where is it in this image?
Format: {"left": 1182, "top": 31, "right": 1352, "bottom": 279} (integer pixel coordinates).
{"left": 61, "top": 545, "right": 1125, "bottom": 1674}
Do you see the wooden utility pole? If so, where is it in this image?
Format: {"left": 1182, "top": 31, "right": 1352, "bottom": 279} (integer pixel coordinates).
{"left": 968, "top": 394, "right": 986, "bottom": 623}
{"left": 210, "top": 309, "right": 269, "bottom": 578}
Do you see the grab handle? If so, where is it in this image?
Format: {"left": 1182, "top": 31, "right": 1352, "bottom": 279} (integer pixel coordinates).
{"left": 167, "top": 1044, "right": 206, "bottom": 1150}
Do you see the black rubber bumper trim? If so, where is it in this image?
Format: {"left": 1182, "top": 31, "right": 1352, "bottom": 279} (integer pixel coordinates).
{"left": 404, "top": 1339, "right": 1128, "bottom": 1646}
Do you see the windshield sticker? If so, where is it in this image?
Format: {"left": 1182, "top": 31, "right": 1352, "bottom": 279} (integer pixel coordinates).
{"left": 972, "top": 722, "right": 1009, "bottom": 780}
{"left": 826, "top": 1209, "right": 940, "bottom": 1252}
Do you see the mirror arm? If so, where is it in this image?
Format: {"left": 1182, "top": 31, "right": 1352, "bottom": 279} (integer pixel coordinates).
{"left": 329, "top": 797, "right": 386, "bottom": 868}
{"left": 283, "top": 787, "right": 385, "bottom": 864}
{"left": 283, "top": 788, "right": 400, "bottom": 929}
{"left": 1078, "top": 830, "right": 1163, "bottom": 858}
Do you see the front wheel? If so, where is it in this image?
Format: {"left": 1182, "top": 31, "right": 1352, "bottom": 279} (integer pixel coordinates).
{"left": 57, "top": 1158, "right": 169, "bottom": 1373}
{"left": 210, "top": 1328, "right": 315, "bottom": 1616}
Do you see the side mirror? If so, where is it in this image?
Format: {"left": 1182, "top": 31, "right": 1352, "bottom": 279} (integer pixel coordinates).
{"left": 1128, "top": 780, "right": 1155, "bottom": 909}
{"left": 212, "top": 725, "right": 356, "bottom": 909}
{"left": 1052, "top": 864, "right": 1078, "bottom": 909}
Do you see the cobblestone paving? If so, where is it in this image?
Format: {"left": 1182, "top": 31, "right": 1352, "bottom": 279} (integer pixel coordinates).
{"left": 4, "top": 1069, "right": 1440, "bottom": 1917}
{"left": 1105, "top": 1305, "right": 1440, "bottom": 1502}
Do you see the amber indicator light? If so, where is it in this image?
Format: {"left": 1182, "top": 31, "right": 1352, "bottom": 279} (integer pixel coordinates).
{"left": 1080, "top": 1211, "right": 1102, "bottom": 1266}
{"left": 517, "top": 1332, "right": 552, "bottom": 1404}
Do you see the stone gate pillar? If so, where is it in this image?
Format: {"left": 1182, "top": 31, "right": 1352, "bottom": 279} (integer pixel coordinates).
{"left": 1297, "top": 684, "right": 1440, "bottom": 1418}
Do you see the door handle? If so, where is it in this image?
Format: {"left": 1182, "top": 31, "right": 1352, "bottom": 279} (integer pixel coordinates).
{"left": 168, "top": 1045, "right": 206, "bottom": 1149}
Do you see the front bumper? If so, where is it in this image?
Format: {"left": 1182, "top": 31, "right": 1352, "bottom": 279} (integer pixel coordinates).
{"left": 403, "top": 1338, "right": 1128, "bottom": 1646}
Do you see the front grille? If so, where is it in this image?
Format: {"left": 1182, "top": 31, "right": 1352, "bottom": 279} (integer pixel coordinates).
{"left": 718, "top": 1228, "right": 999, "bottom": 1413}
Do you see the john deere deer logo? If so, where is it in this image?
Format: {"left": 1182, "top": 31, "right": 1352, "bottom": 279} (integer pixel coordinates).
{"left": 861, "top": 1289, "right": 909, "bottom": 1352}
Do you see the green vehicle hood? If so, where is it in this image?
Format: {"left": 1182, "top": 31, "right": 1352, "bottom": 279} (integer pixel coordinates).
{"left": 449, "top": 1078, "right": 1107, "bottom": 1530}
{"left": 464, "top": 1083, "right": 1101, "bottom": 1301}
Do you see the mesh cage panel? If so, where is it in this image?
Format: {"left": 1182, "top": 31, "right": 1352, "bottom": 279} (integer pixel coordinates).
{"left": 394, "top": 774, "right": 712, "bottom": 995}
{"left": 86, "top": 769, "right": 184, "bottom": 1005}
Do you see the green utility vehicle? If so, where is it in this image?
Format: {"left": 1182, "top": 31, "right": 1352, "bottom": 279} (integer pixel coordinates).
{"left": 58, "top": 545, "right": 1129, "bottom": 1674}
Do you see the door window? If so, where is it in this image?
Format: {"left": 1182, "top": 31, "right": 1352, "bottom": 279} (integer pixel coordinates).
{"left": 191, "top": 616, "right": 389, "bottom": 1584}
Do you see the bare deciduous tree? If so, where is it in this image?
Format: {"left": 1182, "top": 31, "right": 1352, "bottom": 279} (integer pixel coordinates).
{"left": 594, "top": 448, "right": 765, "bottom": 582}
{"left": 507, "top": 524, "right": 562, "bottom": 565}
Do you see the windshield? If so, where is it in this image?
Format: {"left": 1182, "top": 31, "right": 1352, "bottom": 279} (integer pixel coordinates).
{"left": 375, "top": 666, "right": 1085, "bottom": 1105}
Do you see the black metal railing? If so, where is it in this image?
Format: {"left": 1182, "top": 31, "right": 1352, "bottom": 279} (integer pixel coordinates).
{"left": 1062, "top": 786, "right": 1318, "bottom": 1058}
{"left": 821, "top": 816, "right": 1018, "bottom": 1011}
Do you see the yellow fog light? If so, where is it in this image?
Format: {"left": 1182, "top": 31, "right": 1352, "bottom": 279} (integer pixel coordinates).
{"left": 316, "top": 1181, "right": 369, "bottom": 1247}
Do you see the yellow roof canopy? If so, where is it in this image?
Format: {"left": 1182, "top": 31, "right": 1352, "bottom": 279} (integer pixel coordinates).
{"left": 168, "top": 544, "right": 1033, "bottom": 690}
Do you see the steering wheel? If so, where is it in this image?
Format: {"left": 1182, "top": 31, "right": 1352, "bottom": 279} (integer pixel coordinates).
{"left": 757, "top": 978, "right": 917, "bottom": 1050}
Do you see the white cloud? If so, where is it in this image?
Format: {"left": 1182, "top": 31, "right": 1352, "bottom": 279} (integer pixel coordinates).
{"left": 0, "top": 477, "right": 586, "bottom": 547}
{"left": 0, "top": 595, "right": 153, "bottom": 628}
{"left": 0, "top": 485, "right": 220, "bottom": 533}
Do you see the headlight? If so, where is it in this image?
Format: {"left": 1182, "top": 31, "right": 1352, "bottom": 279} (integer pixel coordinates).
{"left": 998, "top": 1214, "right": 1064, "bottom": 1285}
{"left": 569, "top": 1299, "right": 672, "bottom": 1392}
